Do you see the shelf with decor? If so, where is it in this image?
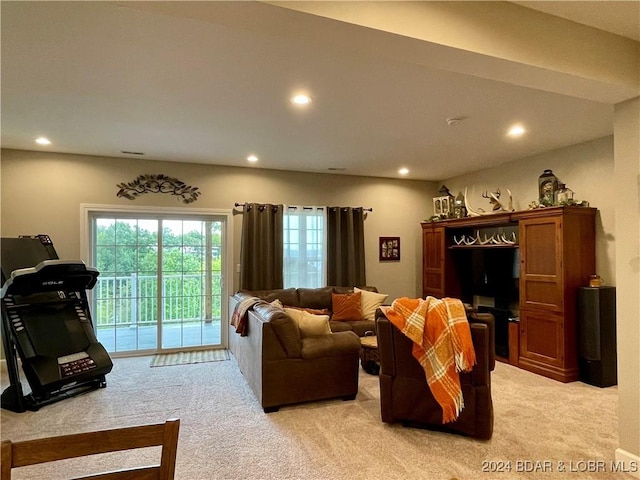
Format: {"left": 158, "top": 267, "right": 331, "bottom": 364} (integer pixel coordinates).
{"left": 422, "top": 206, "right": 597, "bottom": 382}
{"left": 449, "top": 244, "right": 518, "bottom": 249}
{"left": 449, "top": 224, "right": 518, "bottom": 249}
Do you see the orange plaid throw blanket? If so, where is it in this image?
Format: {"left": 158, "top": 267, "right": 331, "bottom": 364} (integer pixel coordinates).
{"left": 384, "top": 296, "right": 476, "bottom": 423}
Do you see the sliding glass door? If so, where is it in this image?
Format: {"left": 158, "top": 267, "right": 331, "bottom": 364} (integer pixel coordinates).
{"left": 86, "top": 209, "right": 229, "bottom": 355}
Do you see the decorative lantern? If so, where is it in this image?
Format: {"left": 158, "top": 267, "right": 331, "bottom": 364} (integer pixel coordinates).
{"left": 433, "top": 185, "right": 455, "bottom": 218}
{"left": 555, "top": 183, "right": 574, "bottom": 205}
{"left": 453, "top": 192, "right": 467, "bottom": 218}
{"left": 538, "top": 170, "right": 558, "bottom": 206}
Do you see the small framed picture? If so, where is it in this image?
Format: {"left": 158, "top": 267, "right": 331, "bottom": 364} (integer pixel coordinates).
{"left": 379, "top": 237, "right": 400, "bottom": 261}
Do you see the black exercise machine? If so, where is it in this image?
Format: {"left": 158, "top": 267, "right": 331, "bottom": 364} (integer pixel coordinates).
{"left": 1, "top": 235, "right": 113, "bottom": 412}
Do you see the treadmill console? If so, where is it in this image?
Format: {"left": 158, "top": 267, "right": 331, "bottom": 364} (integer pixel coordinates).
{"left": 58, "top": 352, "right": 97, "bottom": 378}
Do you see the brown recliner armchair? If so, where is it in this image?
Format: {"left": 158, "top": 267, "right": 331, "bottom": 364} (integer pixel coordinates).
{"left": 376, "top": 310, "right": 495, "bottom": 439}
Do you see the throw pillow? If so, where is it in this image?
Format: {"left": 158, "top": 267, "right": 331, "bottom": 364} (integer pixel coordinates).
{"left": 331, "top": 292, "right": 363, "bottom": 321}
{"left": 284, "top": 305, "right": 331, "bottom": 316}
{"left": 354, "top": 287, "right": 388, "bottom": 321}
{"left": 284, "top": 308, "right": 331, "bottom": 338}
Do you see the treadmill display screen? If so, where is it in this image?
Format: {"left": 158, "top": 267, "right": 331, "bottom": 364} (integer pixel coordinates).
{"left": 1, "top": 237, "right": 58, "bottom": 284}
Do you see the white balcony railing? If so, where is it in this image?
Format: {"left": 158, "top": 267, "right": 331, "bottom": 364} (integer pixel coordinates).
{"left": 94, "top": 274, "right": 222, "bottom": 327}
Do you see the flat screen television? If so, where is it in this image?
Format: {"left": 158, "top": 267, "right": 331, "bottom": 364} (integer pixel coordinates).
{"left": 470, "top": 248, "right": 519, "bottom": 309}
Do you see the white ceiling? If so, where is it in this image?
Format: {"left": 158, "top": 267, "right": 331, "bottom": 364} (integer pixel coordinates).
{"left": 1, "top": 1, "right": 638, "bottom": 181}
{"left": 514, "top": 1, "right": 640, "bottom": 41}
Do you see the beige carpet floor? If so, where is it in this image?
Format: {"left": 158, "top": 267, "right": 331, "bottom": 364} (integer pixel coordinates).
{"left": 1, "top": 356, "right": 621, "bottom": 480}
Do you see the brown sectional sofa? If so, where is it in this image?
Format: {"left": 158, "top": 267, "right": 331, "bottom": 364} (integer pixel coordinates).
{"left": 228, "top": 286, "right": 380, "bottom": 412}
{"left": 238, "top": 286, "right": 380, "bottom": 336}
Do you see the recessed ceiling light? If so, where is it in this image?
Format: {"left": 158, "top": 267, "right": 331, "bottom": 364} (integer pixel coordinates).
{"left": 291, "top": 94, "right": 312, "bottom": 105}
{"left": 507, "top": 124, "right": 526, "bottom": 137}
{"left": 398, "top": 167, "right": 409, "bottom": 175}
{"left": 35, "top": 137, "right": 51, "bottom": 145}
{"left": 247, "top": 154, "right": 258, "bottom": 163}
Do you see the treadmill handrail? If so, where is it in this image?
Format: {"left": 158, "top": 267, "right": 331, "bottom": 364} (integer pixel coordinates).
{"left": 1, "top": 260, "right": 99, "bottom": 298}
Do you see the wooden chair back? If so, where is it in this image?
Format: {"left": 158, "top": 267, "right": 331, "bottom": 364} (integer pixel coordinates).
{"left": 1, "top": 418, "right": 180, "bottom": 480}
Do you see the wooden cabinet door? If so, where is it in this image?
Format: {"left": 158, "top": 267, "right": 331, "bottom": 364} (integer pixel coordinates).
{"left": 519, "top": 216, "right": 563, "bottom": 312}
{"left": 519, "top": 309, "right": 565, "bottom": 373}
{"left": 518, "top": 215, "right": 565, "bottom": 378}
{"left": 517, "top": 212, "right": 580, "bottom": 382}
{"left": 422, "top": 225, "right": 445, "bottom": 298}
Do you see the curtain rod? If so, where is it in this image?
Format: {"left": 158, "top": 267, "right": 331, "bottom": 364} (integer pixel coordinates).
{"left": 234, "top": 203, "right": 372, "bottom": 212}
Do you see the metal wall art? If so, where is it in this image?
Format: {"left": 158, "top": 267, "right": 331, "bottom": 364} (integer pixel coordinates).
{"left": 116, "top": 174, "right": 200, "bottom": 204}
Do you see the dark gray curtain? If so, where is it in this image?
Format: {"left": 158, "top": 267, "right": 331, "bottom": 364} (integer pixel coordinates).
{"left": 239, "top": 203, "right": 284, "bottom": 291}
{"left": 326, "top": 207, "right": 366, "bottom": 286}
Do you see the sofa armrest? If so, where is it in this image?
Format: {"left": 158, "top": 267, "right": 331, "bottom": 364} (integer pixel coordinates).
{"left": 467, "top": 312, "right": 495, "bottom": 371}
{"left": 376, "top": 315, "right": 397, "bottom": 377}
{"left": 467, "top": 323, "right": 490, "bottom": 386}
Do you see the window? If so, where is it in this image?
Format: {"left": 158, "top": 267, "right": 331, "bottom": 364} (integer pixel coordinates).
{"left": 283, "top": 207, "right": 325, "bottom": 288}
{"left": 81, "top": 205, "right": 231, "bottom": 355}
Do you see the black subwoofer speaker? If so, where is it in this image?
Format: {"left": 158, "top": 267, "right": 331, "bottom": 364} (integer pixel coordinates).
{"left": 577, "top": 286, "right": 617, "bottom": 387}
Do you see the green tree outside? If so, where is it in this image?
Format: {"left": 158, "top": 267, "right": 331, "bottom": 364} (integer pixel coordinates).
{"left": 94, "top": 219, "right": 223, "bottom": 326}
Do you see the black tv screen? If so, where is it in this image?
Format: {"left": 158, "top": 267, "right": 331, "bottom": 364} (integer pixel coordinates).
{"left": 471, "top": 248, "right": 519, "bottom": 305}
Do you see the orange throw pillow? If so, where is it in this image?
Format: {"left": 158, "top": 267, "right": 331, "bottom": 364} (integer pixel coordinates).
{"left": 331, "top": 292, "right": 363, "bottom": 321}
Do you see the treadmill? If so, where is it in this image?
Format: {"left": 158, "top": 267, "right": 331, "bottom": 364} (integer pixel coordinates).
{"left": 1, "top": 235, "right": 113, "bottom": 412}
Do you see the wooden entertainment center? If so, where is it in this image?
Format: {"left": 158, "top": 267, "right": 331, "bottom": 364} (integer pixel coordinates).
{"left": 421, "top": 206, "right": 596, "bottom": 382}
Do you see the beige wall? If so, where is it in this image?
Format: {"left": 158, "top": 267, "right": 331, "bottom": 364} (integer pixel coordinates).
{"left": 613, "top": 97, "right": 640, "bottom": 469}
{"left": 441, "top": 136, "right": 616, "bottom": 285}
{"left": 0, "top": 148, "right": 437, "bottom": 302}
{"left": 0, "top": 141, "right": 617, "bottom": 297}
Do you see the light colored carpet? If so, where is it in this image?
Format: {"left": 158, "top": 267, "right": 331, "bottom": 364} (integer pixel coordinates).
{"left": 1, "top": 356, "right": 621, "bottom": 480}
{"left": 150, "top": 349, "right": 230, "bottom": 367}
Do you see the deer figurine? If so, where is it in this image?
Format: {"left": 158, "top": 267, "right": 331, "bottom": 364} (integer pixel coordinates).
{"left": 464, "top": 187, "right": 514, "bottom": 216}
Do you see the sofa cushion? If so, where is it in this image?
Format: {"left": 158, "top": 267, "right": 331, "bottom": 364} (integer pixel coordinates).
{"left": 345, "top": 319, "right": 377, "bottom": 337}
{"left": 329, "top": 320, "right": 352, "bottom": 333}
{"left": 285, "top": 308, "right": 331, "bottom": 338}
{"left": 284, "top": 305, "right": 331, "bottom": 316}
{"left": 241, "top": 288, "right": 299, "bottom": 307}
{"left": 354, "top": 287, "right": 388, "bottom": 321}
{"left": 301, "top": 331, "right": 360, "bottom": 359}
{"left": 297, "top": 286, "right": 334, "bottom": 310}
{"left": 331, "top": 291, "right": 363, "bottom": 321}
{"left": 252, "top": 302, "right": 301, "bottom": 358}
